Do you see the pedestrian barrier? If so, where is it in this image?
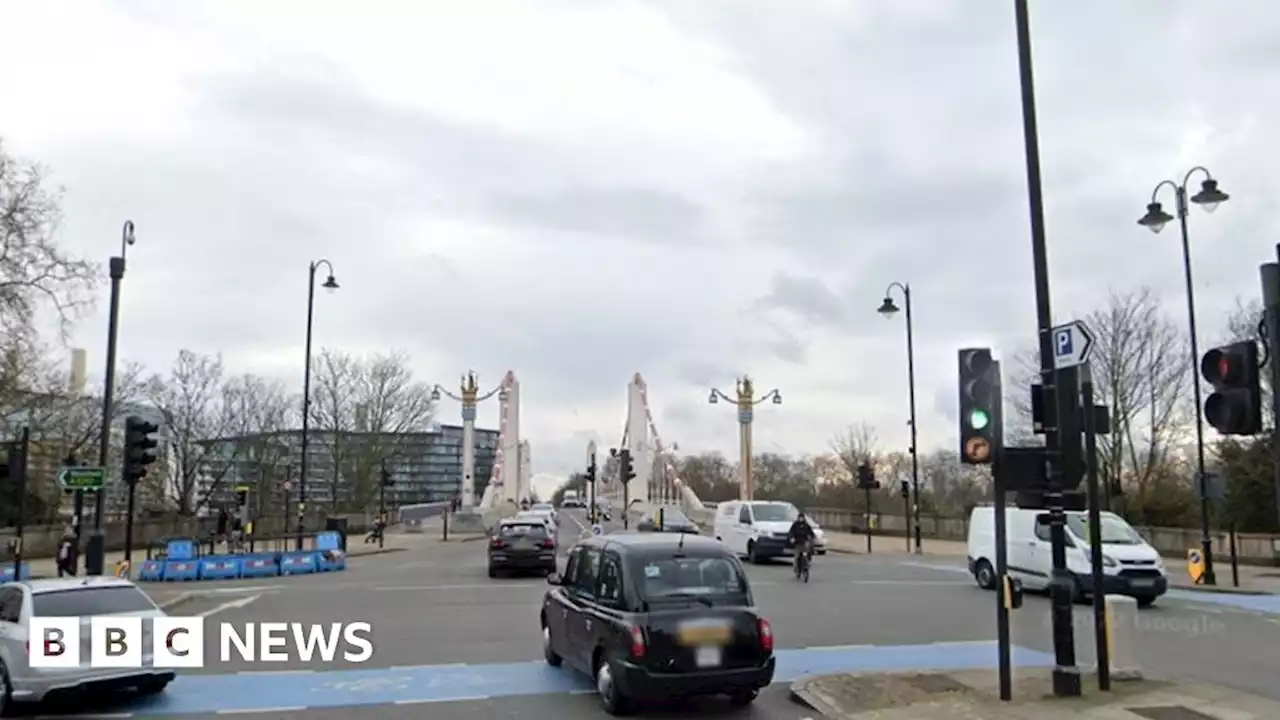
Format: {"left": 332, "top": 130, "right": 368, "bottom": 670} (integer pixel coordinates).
{"left": 139, "top": 531, "right": 347, "bottom": 582}
{"left": 0, "top": 562, "right": 30, "bottom": 581}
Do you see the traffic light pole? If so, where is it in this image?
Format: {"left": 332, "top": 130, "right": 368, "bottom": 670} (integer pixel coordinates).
{"left": 1262, "top": 261, "right": 1280, "bottom": 529}
{"left": 1080, "top": 364, "right": 1111, "bottom": 691}
{"left": 11, "top": 428, "right": 29, "bottom": 583}
{"left": 1014, "top": 0, "right": 1079, "bottom": 697}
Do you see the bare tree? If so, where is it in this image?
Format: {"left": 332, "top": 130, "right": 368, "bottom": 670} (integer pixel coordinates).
{"left": 0, "top": 141, "right": 98, "bottom": 338}
{"left": 221, "top": 373, "right": 298, "bottom": 517}
{"left": 916, "top": 449, "right": 991, "bottom": 515}
{"left": 147, "top": 350, "right": 234, "bottom": 514}
{"left": 830, "top": 422, "right": 878, "bottom": 479}
{"left": 307, "top": 349, "right": 359, "bottom": 510}
{"left": 1012, "top": 287, "right": 1190, "bottom": 507}
{"left": 346, "top": 351, "right": 435, "bottom": 508}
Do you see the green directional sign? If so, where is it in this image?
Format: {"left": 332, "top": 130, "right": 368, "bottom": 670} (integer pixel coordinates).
{"left": 59, "top": 466, "right": 107, "bottom": 490}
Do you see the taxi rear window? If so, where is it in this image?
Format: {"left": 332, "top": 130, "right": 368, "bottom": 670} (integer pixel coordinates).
{"left": 629, "top": 555, "right": 747, "bottom": 600}
{"left": 33, "top": 586, "right": 157, "bottom": 617}
{"left": 500, "top": 523, "right": 548, "bottom": 537}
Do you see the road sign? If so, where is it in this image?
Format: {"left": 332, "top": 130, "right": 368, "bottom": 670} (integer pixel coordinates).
{"left": 591, "top": 524, "right": 603, "bottom": 536}
{"left": 1052, "top": 320, "right": 1095, "bottom": 369}
{"left": 58, "top": 466, "right": 106, "bottom": 490}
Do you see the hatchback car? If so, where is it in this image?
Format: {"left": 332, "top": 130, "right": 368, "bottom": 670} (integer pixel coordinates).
{"left": 0, "top": 577, "right": 175, "bottom": 715}
{"left": 541, "top": 533, "right": 774, "bottom": 714}
{"left": 489, "top": 520, "right": 558, "bottom": 577}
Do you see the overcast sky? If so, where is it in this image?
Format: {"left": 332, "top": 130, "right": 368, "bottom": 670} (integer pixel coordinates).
{"left": 4, "top": 0, "right": 1278, "bottom": 486}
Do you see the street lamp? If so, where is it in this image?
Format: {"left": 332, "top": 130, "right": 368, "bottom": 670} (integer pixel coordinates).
{"left": 85, "top": 221, "right": 137, "bottom": 576}
{"left": 1137, "top": 168, "right": 1229, "bottom": 586}
{"left": 432, "top": 373, "right": 508, "bottom": 510}
{"left": 878, "top": 281, "right": 923, "bottom": 555}
{"left": 709, "top": 376, "right": 781, "bottom": 501}
{"left": 298, "top": 259, "right": 339, "bottom": 550}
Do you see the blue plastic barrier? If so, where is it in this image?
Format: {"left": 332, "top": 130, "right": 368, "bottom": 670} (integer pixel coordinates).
{"left": 199, "top": 555, "right": 242, "bottom": 580}
{"left": 314, "top": 532, "right": 346, "bottom": 572}
{"left": 137, "top": 559, "right": 165, "bottom": 582}
{"left": 279, "top": 551, "right": 317, "bottom": 575}
{"left": 240, "top": 554, "right": 279, "bottom": 578}
{"left": 0, "top": 563, "right": 30, "bottom": 581}
{"left": 163, "top": 559, "right": 199, "bottom": 581}
{"left": 167, "top": 539, "right": 197, "bottom": 561}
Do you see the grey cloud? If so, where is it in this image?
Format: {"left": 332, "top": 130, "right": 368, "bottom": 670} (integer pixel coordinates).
{"left": 757, "top": 272, "right": 847, "bottom": 326}
{"left": 485, "top": 186, "right": 706, "bottom": 245}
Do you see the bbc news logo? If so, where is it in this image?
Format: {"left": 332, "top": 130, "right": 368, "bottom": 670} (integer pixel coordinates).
{"left": 28, "top": 618, "right": 374, "bottom": 668}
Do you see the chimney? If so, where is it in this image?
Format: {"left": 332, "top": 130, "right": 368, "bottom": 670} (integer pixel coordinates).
{"left": 69, "top": 348, "right": 87, "bottom": 397}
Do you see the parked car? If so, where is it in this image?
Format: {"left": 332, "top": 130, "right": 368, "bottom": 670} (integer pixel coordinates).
{"left": 0, "top": 577, "right": 176, "bottom": 715}
{"left": 540, "top": 533, "right": 774, "bottom": 714}
{"left": 635, "top": 506, "right": 699, "bottom": 534}
{"left": 489, "top": 519, "right": 558, "bottom": 578}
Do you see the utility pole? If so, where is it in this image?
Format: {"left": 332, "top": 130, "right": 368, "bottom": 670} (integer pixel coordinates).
{"left": 9, "top": 429, "right": 30, "bottom": 582}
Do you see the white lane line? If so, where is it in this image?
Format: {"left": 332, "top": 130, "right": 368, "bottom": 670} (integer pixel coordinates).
{"left": 395, "top": 696, "right": 490, "bottom": 704}
{"left": 569, "top": 688, "right": 596, "bottom": 695}
{"left": 804, "top": 644, "right": 872, "bottom": 650}
{"left": 216, "top": 708, "right": 308, "bottom": 715}
{"left": 197, "top": 593, "right": 262, "bottom": 617}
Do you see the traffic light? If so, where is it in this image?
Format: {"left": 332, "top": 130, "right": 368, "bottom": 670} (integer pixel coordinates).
{"left": 900, "top": 480, "right": 909, "bottom": 498}
{"left": 234, "top": 486, "right": 249, "bottom": 508}
{"left": 958, "top": 348, "right": 1002, "bottom": 464}
{"left": 381, "top": 465, "right": 394, "bottom": 488}
{"left": 618, "top": 449, "right": 635, "bottom": 485}
{"left": 1201, "top": 340, "right": 1262, "bottom": 435}
{"left": 123, "top": 416, "right": 159, "bottom": 483}
{"left": 856, "top": 462, "right": 879, "bottom": 489}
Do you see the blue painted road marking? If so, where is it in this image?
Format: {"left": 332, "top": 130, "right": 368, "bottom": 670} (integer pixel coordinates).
{"left": 95, "top": 642, "right": 1054, "bottom": 715}
{"left": 1055, "top": 328, "right": 1073, "bottom": 357}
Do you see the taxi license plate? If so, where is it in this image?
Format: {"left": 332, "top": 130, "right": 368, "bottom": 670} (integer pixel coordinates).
{"left": 678, "top": 620, "right": 731, "bottom": 646}
{"left": 695, "top": 646, "right": 722, "bottom": 668}
{"left": 1129, "top": 578, "right": 1153, "bottom": 587}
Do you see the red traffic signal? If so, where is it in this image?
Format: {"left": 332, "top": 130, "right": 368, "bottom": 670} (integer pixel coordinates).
{"left": 1200, "top": 341, "right": 1261, "bottom": 436}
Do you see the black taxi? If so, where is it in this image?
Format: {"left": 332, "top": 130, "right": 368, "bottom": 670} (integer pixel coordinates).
{"left": 540, "top": 533, "right": 775, "bottom": 714}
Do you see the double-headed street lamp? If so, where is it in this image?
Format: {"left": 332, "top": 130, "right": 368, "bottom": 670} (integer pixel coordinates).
{"left": 431, "top": 373, "right": 508, "bottom": 510}
{"left": 1137, "top": 168, "right": 1229, "bottom": 586}
{"left": 877, "top": 282, "right": 922, "bottom": 555}
{"left": 298, "top": 260, "right": 339, "bottom": 550}
{"left": 709, "top": 376, "right": 781, "bottom": 501}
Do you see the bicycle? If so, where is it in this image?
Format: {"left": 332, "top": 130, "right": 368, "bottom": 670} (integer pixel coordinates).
{"left": 793, "top": 539, "right": 813, "bottom": 582}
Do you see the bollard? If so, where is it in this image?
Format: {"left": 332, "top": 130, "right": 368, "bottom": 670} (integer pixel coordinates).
{"left": 1103, "top": 594, "right": 1142, "bottom": 680}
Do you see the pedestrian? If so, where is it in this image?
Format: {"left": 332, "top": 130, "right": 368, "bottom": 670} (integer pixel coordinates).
{"left": 56, "top": 528, "right": 77, "bottom": 577}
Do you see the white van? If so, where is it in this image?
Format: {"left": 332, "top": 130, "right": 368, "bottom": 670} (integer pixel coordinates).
{"left": 713, "top": 501, "right": 827, "bottom": 563}
{"left": 966, "top": 505, "right": 1167, "bottom": 607}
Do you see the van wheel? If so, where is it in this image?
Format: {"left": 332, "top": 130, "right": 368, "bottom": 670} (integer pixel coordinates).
{"left": 974, "top": 560, "right": 996, "bottom": 590}
{"left": 747, "top": 541, "right": 762, "bottom": 564}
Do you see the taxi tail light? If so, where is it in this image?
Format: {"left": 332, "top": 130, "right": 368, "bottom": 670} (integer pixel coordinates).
{"left": 490, "top": 537, "right": 506, "bottom": 549}
{"left": 540, "top": 538, "right": 556, "bottom": 549}
{"left": 628, "top": 625, "right": 646, "bottom": 658}
{"left": 758, "top": 618, "right": 774, "bottom": 653}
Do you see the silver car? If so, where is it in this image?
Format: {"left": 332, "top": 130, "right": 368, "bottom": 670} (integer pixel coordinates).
{"left": 0, "top": 577, "right": 175, "bottom": 714}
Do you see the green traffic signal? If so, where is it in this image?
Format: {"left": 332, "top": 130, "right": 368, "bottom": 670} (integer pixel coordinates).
{"left": 969, "top": 409, "right": 990, "bottom": 430}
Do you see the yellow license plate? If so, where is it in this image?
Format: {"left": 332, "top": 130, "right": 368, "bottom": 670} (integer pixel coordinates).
{"left": 678, "top": 621, "right": 731, "bottom": 646}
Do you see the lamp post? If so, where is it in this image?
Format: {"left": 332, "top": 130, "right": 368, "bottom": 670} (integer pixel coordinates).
{"left": 878, "top": 282, "right": 923, "bottom": 554}
{"left": 298, "top": 259, "right": 339, "bottom": 551}
{"left": 431, "top": 373, "right": 508, "bottom": 510}
{"left": 85, "top": 221, "right": 137, "bottom": 576}
{"left": 1137, "top": 168, "right": 1229, "bottom": 586}
{"left": 709, "top": 376, "right": 781, "bottom": 501}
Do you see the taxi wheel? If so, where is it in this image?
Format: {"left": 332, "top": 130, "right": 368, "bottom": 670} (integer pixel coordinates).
{"left": 542, "top": 626, "right": 563, "bottom": 667}
{"left": 0, "top": 659, "right": 13, "bottom": 718}
{"left": 728, "top": 689, "right": 758, "bottom": 707}
{"left": 595, "top": 654, "right": 631, "bottom": 715}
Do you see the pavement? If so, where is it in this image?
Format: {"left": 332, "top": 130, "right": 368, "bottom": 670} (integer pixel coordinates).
{"left": 792, "top": 667, "right": 1280, "bottom": 719}
{"left": 14, "top": 509, "right": 1280, "bottom": 718}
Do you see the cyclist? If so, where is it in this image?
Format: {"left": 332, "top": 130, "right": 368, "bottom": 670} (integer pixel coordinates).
{"left": 787, "top": 511, "right": 816, "bottom": 576}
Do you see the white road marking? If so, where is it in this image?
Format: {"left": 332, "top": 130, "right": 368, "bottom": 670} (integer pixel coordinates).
{"left": 198, "top": 593, "right": 262, "bottom": 617}
{"left": 372, "top": 582, "right": 540, "bottom": 591}
{"left": 216, "top": 708, "right": 307, "bottom": 714}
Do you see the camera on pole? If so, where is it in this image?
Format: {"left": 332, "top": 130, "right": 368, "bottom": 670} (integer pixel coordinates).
{"left": 958, "top": 348, "right": 1003, "bottom": 465}
{"left": 1201, "top": 341, "right": 1262, "bottom": 435}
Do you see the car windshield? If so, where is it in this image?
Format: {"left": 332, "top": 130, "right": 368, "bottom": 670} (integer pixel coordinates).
{"left": 655, "top": 508, "right": 691, "bottom": 525}
{"left": 631, "top": 555, "right": 748, "bottom": 601}
{"left": 500, "top": 523, "right": 548, "bottom": 537}
{"left": 33, "top": 586, "right": 157, "bottom": 617}
{"left": 1066, "top": 514, "right": 1143, "bottom": 545}
{"left": 752, "top": 503, "right": 797, "bottom": 522}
